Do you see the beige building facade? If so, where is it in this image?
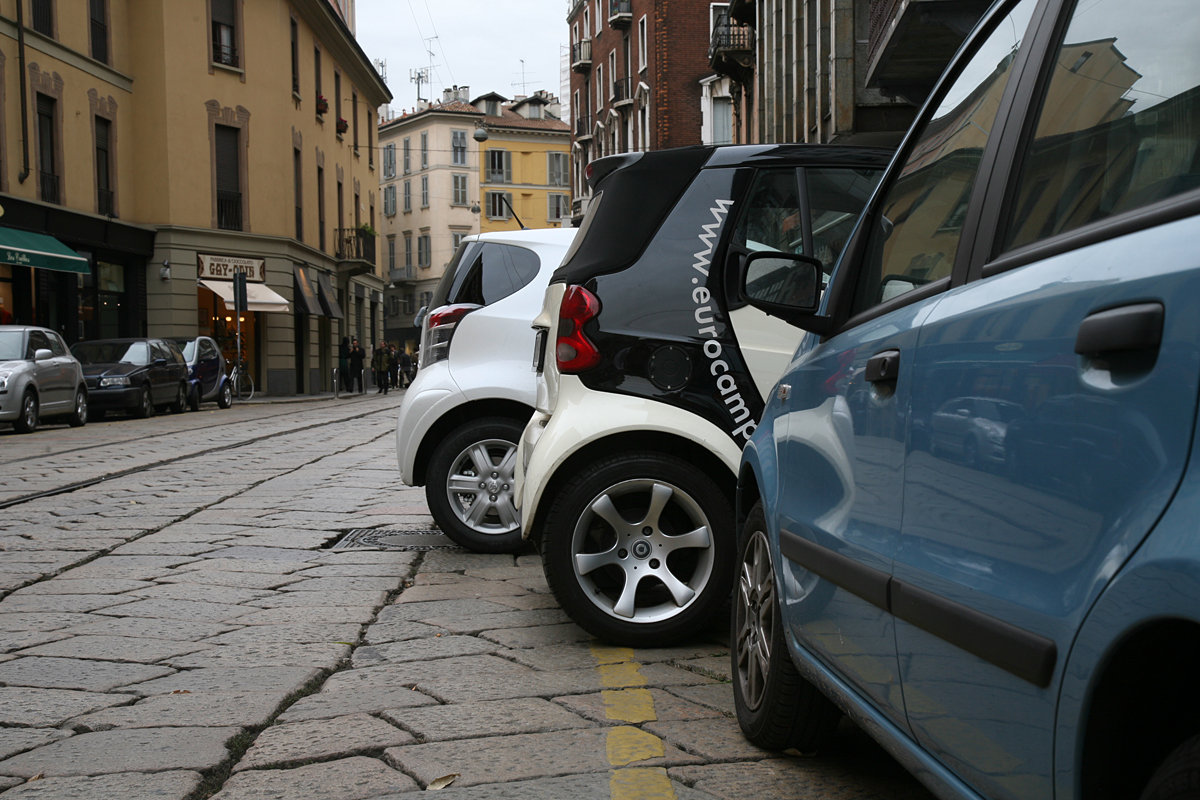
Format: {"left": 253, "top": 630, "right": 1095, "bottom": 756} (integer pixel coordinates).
{"left": 0, "top": 0, "right": 390, "bottom": 396}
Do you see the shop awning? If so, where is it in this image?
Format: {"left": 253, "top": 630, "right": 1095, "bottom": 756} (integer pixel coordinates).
{"left": 316, "top": 272, "right": 344, "bottom": 319}
{"left": 0, "top": 228, "right": 89, "bottom": 274}
{"left": 292, "top": 265, "right": 324, "bottom": 316}
{"left": 199, "top": 279, "right": 291, "bottom": 313}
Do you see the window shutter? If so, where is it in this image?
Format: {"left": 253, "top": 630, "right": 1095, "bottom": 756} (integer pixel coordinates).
{"left": 504, "top": 152, "right": 512, "bottom": 184}
{"left": 214, "top": 125, "right": 240, "bottom": 193}
{"left": 547, "top": 194, "right": 554, "bottom": 220}
{"left": 212, "top": 0, "right": 235, "bottom": 26}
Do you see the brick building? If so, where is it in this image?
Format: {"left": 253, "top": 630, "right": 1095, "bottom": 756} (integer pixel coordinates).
{"left": 566, "top": 0, "right": 718, "bottom": 223}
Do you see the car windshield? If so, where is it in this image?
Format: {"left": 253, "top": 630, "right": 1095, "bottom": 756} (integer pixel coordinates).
{"left": 71, "top": 341, "right": 149, "bottom": 366}
{"left": 174, "top": 340, "right": 197, "bottom": 361}
{"left": 0, "top": 331, "right": 23, "bottom": 361}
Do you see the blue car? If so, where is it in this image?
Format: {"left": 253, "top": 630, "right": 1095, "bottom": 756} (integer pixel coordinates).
{"left": 172, "top": 336, "right": 232, "bottom": 411}
{"left": 732, "top": 0, "right": 1200, "bottom": 798}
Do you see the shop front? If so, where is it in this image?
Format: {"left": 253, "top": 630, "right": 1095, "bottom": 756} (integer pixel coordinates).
{"left": 196, "top": 254, "right": 290, "bottom": 388}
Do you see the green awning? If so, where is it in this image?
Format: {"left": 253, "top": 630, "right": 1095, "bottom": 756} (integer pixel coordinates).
{"left": 0, "top": 228, "right": 89, "bottom": 274}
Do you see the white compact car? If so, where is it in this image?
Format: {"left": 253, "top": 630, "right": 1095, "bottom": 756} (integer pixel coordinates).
{"left": 395, "top": 227, "right": 578, "bottom": 552}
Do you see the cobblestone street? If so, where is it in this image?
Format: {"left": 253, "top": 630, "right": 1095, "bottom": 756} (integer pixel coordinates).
{"left": 0, "top": 397, "right": 934, "bottom": 799}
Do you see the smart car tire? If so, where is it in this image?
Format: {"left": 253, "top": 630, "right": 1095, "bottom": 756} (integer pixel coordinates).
{"left": 541, "top": 452, "right": 733, "bottom": 646}
{"left": 188, "top": 385, "right": 201, "bottom": 412}
{"left": 217, "top": 381, "right": 233, "bottom": 409}
{"left": 1140, "top": 734, "right": 1200, "bottom": 800}
{"left": 134, "top": 385, "right": 154, "bottom": 419}
{"left": 426, "top": 417, "right": 525, "bottom": 553}
{"left": 170, "top": 382, "right": 187, "bottom": 414}
{"left": 13, "top": 390, "right": 38, "bottom": 434}
{"left": 68, "top": 388, "right": 88, "bottom": 428}
{"left": 732, "top": 502, "right": 841, "bottom": 752}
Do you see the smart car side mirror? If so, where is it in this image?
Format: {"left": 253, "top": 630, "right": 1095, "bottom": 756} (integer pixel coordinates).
{"left": 414, "top": 306, "right": 428, "bottom": 328}
{"left": 740, "top": 251, "right": 832, "bottom": 335}
{"left": 34, "top": 348, "right": 53, "bottom": 361}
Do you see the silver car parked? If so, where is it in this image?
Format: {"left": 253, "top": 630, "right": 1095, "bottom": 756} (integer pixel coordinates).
{"left": 0, "top": 326, "right": 88, "bottom": 433}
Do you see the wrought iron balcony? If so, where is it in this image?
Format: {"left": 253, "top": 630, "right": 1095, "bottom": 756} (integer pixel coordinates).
{"left": 336, "top": 228, "right": 376, "bottom": 265}
{"left": 571, "top": 39, "right": 592, "bottom": 73}
{"left": 217, "top": 190, "right": 242, "bottom": 231}
{"left": 574, "top": 113, "right": 592, "bottom": 139}
{"left": 608, "top": 0, "right": 632, "bottom": 27}
{"left": 40, "top": 172, "right": 60, "bottom": 205}
{"left": 709, "top": 13, "right": 755, "bottom": 81}
{"left": 612, "top": 77, "right": 634, "bottom": 107}
{"left": 212, "top": 41, "right": 238, "bottom": 68}
{"left": 98, "top": 189, "right": 115, "bottom": 217}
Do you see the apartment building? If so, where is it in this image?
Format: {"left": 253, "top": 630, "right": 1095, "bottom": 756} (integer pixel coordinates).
{"left": 0, "top": 0, "right": 390, "bottom": 396}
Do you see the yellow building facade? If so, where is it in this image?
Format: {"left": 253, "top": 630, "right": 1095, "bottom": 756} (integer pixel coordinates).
{"left": 0, "top": 0, "right": 389, "bottom": 395}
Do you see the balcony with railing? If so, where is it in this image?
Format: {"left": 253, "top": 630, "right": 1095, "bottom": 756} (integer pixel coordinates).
{"left": 574, "top": 113, "right": 592, "bottom": 140}
{"left": 98, "top": 189, "right": 115, "bottom": 217}
{"left": 213, "top": 41, "right": 238, "bottom": 68}
{"left": 865, "top": 0, "right": 989, "bottom": 104}
{"left": 571, "top": 39, "right": 592, "bottom": 73}
{"left": 612, "top": 77, "right": 634, "bottom": 107}
{"left": 336, "top": 228, "right": 376, "bottom": 266}
{"left": 709, "top": 12, "right": 755, "bottom": 81}
{"left": 39, "top": 172, "right": 60, "bottom": 205}
{"left": 217, "top": 190, "right": 242, "bottom": 230}
{"left": 608, "top": 0, "right": 632, "bottom": 27}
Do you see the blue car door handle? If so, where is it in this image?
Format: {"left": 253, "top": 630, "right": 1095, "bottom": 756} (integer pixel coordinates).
{"left": 866, "top": 349, "right": 900, "bottom": 383}
{"left": 1074, "top": 302, "right": 1164, "bottom": 356}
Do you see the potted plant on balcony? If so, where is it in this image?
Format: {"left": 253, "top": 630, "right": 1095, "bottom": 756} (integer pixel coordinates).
{"left": 315, "top": 95, "right": 329, "bottom": 115}
{"left": 336, "top": 117, "right": 349, "bottom": 135}
{"left": 358, "top": 223, "right": 378, "bottom": 238}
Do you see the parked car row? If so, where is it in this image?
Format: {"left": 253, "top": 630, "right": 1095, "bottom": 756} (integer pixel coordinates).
{"left": 0, "top": 328, "right": 233, "bottom": 433}
{"left": 396, "top": 0, "right": 1200, "bottom": 796}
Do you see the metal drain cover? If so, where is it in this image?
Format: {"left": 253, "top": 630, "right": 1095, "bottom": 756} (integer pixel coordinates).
{"left": 333, "top": 529, "right": 463, "bottom": 551}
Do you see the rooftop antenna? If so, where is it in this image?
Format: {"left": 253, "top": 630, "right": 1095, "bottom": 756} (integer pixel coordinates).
{"left": 424, "top": 36, "right": 440, "bottom": 95}
{"left": 409, "top": 67, "right": 430, "bottom": 102}
{"left": 512, "top": 59, "right": 536, "bottom": 96}
{"left": 373, "top": 58, "right": 387, "bottom": 84}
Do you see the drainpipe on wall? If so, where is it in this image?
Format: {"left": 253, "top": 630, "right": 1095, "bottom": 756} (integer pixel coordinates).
{"left": 16, "top": 0, "right": 31, "bottom": 184}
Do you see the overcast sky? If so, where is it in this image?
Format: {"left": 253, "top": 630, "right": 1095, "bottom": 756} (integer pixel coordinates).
{"left": 355, "top": 0, "right": 571, "bottom": 117}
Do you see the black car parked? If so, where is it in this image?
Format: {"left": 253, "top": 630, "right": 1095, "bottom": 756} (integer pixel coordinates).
{"left": 71, "top": 338, "right": 190, "bottom": 419}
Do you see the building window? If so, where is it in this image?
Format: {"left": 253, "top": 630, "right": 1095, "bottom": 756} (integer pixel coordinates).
{"left": 596, "top": 63, "right": 604, "bottom": 112}
{"left": 351, "top": 90, "right": 359, "bottom": 153}
{"left": 404, "top": 234, "right": 412, "bottom": 268}
{"left": 452, "top": 231, "right": 467, "bottom": 250}
{"left": 638, "top": 16, "right": 647, "bottom": 70}
{"left": 403, "top": 180, "right": 411, "bottom": 212}
{"left": 486, "top": 149, "right": 511, "bottom": 183}
{"left": 608, "top": 51, "right": 616, "bottom": 99}
{"left": 420, "top": 131, "right": 428, "bottom": 169}
{"left": 334, "top": 71, "right": 342, "bottom": 134}
{"left": 548, "top": 152, "right": 568, "bottom": 186}
{"left": 452, "top": 173, "right": 468, "bottom": 205}
{"left": 314, "top": 46, "right": 322, "bottom": 107}
{"left": 211, "top": 0, "right": 237, "bottom": 67}
{"left": 290, "top": 17, "right": 299, "bottom": 94}
{"left": 32, "top": 0, "right": 53, "bottom": 37}
{"left": 95, "top": 116, "right": 113, "bottom": 216}
{"left": 548, "top": 193, "right": 568, "bottom": 222}
{"left": 384, "top": 184, "right": 396, "bottom": 215}
{"left": 215, "top": 124, "right": 241, "bottom": 230}
{"left": 387, "top": 236, "right": 395, "bottom": 270}
{"left": 293, "top": 147, "right": 303, "bottom": 241}
{"left": 420, "top": 175, "right": 429, "bottom": 208}
{"left": 486, "top": 191, "right": 513, "bottom": 220}
{"left": 403, "top": 293, "right": 415, "bottom": 314}
{"left": 368, "top": 109, "right": 374, "bottom": 168}
{"left": 90, "top": 0, "right": 108, "bottom": 64}
{"left": 317, "top": 164, "right": 326, "bottom": 251}
{"left": 451, "top": 130, "right": 467, "bottom": 165}
{"left": 36, "top": 95, "right": 58, "bottom": 205}
{"left": 417, "top": 233, "right": 431, "bottom": 268}
{"left": 403, "top": 137, "right": 410, "bottom": 173}
{"left": 382, "top": 143, "right": 393, "bottom": 177}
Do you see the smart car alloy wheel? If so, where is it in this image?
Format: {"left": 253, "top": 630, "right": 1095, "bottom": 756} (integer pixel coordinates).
{"left": 426, "top": 418, "right": 524, "bottom": 553}
{"left": 217, "top": 381, "right": 233, "bottom": 409}
{"left": 542, "top": 452, "right": 733, "bottom": 646}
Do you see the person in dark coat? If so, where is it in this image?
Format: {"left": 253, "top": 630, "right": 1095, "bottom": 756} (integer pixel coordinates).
{"left": 347, "top": 337, "right": 365, "bottom": 394}
{"left": 397, "top": 349, "right": 413, "bottom": 388}
{"left": 338, "top": 337, "right": 351, "bottom": 393}
{"left": 372, "top": 342, "right": 390, "bottom": 394}
{"left": 388, "top": 345, "right": 400, "bottom": 390}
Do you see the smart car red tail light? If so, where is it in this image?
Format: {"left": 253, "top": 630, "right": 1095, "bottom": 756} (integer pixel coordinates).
{"left": 420, "top": 303, "right": 481, "bottom": 369}
{"left": 556, "top": 285, "right": 601, "bottom": 373}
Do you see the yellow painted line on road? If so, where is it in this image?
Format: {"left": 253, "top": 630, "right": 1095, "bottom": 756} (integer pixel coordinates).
{"left": 586, "top": 641, "right": 678, "bottom": 800}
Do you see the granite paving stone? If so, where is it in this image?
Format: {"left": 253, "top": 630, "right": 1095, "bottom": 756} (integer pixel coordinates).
{"left": 390, "top": 581, "right": 526, "bottom": 603}
{"left": 508, "top": 643, "right": 728, "bottom": 672}
{"left": 419, "top": 552, "right": 511, "bottom": 572}
{"left": 91, "top": 598, "right": 258, "bottom": 623}
{"left": 644, "top": 719, "right": 775, "bottom": 762}
{"left": 233, "top": 606, "right": 377, "bottom": 625}
{"left": 210, "top": 756, "right": 417, "bottom": 799}
{"left": 276, "top": 686, "right": 438, "bottom": 723}
{"left": 503, "top": 575, "right": 552, "bottom": 593}
{"left": 164, "top": 642, "right": 351, "bottom": 670}
{"left": 0, "top": 729, "right": 71, "bottom": 760}
{"left": 320, "top": 656, "right": 528, "bottom": 693}
{"left": 207, "top": 532, "right": 333, "bottom": 549}
{"left": 123, "top": 666, "right": 319, "bottom": 695}
{"left": 461, "top": 567, "right": 547, "bottom": 582}
{"left": 295, "top": 565, "right": 412, "bottom": 578}
{"left": 198, "top": 546, "right": 324, "bottom": 562}
{"left": 0, "top": 657, "right": 174, "bottom": 692}
{"left": 156, "top": 570, "right": 307, "bottom": 590}
{"left": 69, "top": 690, "right": 288, "bottom": 731}
{"left": 351, "top": 634, "right": 502, "bottom": 667}
{"left": 316, "top": 551, "right": 421, "bottom": 566}
{"left": 553, "top": 689, "right": 725, "bottom": 725}
{"left": 0, "top": 687, "right": 134, "bottom": 727}
{"left": 377, "top": 598, "right": 516, "bottom": 622}
{"left": 0, "top": 595, "right": 136, "bottom": 614}
{"left": 363, "top": 771, "right": 718, "bottom": 800}
{"left": 0, "top": 770, "right": 204, "bottom": 800}
{"left": 234, "top": 713, "right": 414, "bottom": 771}
{"left": 0, "top": 613, "right": 102, "bottom": 631}
{"left": 249, "top": 590, "right": 388, "bottom": 608}
{"left": 0, "top": 630, "right": 72, "bottom": 653}
{"left": 420, "top": 609, "right": 571, "bottom": 634}
{"left": 110, "top": 542, "right": 222, "bottom": 556}
{"left": 12, "top": 579, "right": 154, "bottom": 595}
{"left": 61, "top": 616, "right": 238, "bottom": 641}
{"left": 124, "top": 584, "right": 275, "bottom": 604}
{"left": 0, "top": 726, "right": 242, "bottom": 777}
{"left": 382, "top": 697, "right": 594, "bottom": 742}
{"left": 477, "top": 623, "right": 593, "bottom": 649}
{"left": 665, "top": 685, "right": 737, "bottom": 717}
{"left": 363, "top": 620, "right": 448, "bottom": 645}
{"left": 280, "top": 576, "right": 404, "bottom": 593}
{"left": 16, "top": 635, "right": 211, "bottom": 664}
{"left": 385, "top": 727, "right": 704, "bottom": 788}
{"left": 675, "top": 656, "right": 732, "bottom": 682}
{"left": 203, "top": 623, "right": 362, "bottom": 646}
{"left": 418, "top": 663, "right": 713, "bottom": 704}
{"left": 60, "top": 557, "right": 199, "bottom": 581}
{"left": 485, "top": 594, "right": 562, "bottom": 611}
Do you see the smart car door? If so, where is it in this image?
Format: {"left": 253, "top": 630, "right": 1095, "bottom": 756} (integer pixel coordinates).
{"left": 894, "top": 1, "right": 1200, "bottom": 797}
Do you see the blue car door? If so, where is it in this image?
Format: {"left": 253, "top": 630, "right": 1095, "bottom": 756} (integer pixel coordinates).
{"left": 894, "top": 1, "right": 1200, "bottom": 798}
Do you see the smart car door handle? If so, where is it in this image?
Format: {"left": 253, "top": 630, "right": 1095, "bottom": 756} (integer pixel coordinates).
{"left": 865, "top": 350, "right": 900, "bottom": 383}
{"left": 1074, "top": 302, "right": 1163, "bottom": 355}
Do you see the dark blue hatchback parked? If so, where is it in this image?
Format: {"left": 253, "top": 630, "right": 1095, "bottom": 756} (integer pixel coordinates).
{"left": 733, "top": 0, "right": 1200, "bottom": 798}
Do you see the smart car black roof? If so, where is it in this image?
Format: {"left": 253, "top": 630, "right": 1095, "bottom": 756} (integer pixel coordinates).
{"left": 552, "top": 144, "right": 894, "bottom": 286}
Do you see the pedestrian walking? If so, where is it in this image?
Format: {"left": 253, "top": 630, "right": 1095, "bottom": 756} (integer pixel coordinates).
{"left": 338, "top": 336, "right": 351, "bottom": 393}
{"left": 397, "top": 349, "right": 413, "bottom": 388}
{"left": 388, "top": 344, "right": 400, "bottom": 391}
{"left": 347, "top": 337, "right": 365, "bottom": 394}
{"left": 372, "top": 341, "right": 390, "bottom": 394}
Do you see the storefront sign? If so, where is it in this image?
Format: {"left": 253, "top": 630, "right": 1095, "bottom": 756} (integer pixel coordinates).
{"left": 198, "top": 254, "right": 266, "bottom": 282}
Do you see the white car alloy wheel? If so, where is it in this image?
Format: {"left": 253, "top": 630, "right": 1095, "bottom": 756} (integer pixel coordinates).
{"left": 542, "top": 451, "right": 734, "bottom": 646}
